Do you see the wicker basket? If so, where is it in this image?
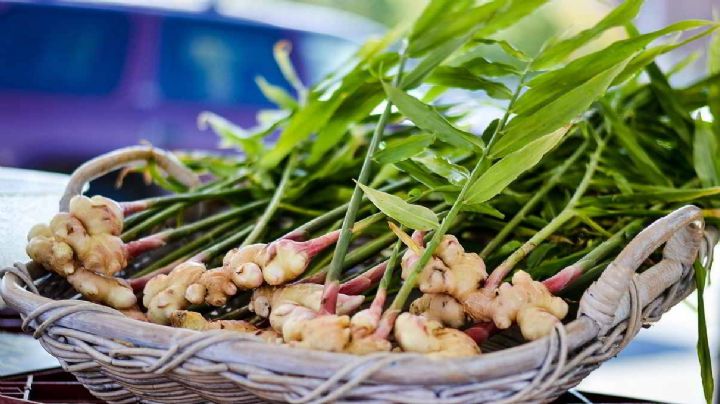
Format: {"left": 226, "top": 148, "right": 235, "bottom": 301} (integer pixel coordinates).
{"left": 1, "top": 147, "right": 715, "bottom": 403}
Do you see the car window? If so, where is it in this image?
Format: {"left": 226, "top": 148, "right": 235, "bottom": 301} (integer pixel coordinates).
{"left": 0, "top": 4, "right": 129, "bottom": 95}
{"left": 159, "top": 17, "right": 297, "bottom": 107}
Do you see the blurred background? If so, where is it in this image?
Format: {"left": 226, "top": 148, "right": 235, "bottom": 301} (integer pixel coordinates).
{"left": 0, "top": 0, "right": 717, "bottom": 402}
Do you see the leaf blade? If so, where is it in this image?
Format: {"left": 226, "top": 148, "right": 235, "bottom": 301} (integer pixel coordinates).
{"left": 383, "top": 83, "right": 484, "bottom": 150}
{"left": 357, "top": 183, "right": 440, "bottom": 230}
{"left": 492, "top": 59, "right": 630, "bottom": 157}
{"left": 374, "top": 133, "right": 436, "bottom": 165}
{"left": 466, "top": 126, "right": 569, "bottom": 205}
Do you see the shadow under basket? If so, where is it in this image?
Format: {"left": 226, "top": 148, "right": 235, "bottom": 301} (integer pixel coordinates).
{"left": 0, "top": 147, "right": 714, "bottom": 403}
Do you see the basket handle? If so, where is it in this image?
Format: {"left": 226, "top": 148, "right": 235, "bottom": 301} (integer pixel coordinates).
{"left": 577, "top": 205, "right": 704, "bottom": 334}
{"left": 59, "top": 146, "right": 200, "bottom": 212}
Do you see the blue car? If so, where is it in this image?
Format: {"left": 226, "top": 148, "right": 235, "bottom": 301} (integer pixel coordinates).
{"left": 0, "top": 0, "right": 382, "bottom": 170}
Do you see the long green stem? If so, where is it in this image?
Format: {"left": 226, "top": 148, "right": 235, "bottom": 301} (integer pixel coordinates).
{"left": 153, "top": 200, "right": 267, "bottom": 242}
{"left": 321, "top": 49, "right": 409, "bottom": 313}
{"left": 481, "top": 140, "right": 589, "bottom": 258}
{"left": 290, "top": 180, "right": 410, "bottom": 236}
{"left": 389, "top": 68, "right": 531, "bottom": 311}
{"left": 485, "top": 138, "right": 606, "bottom": 289}
{"left": 379, "top": 234, "right": 405, "bottom": 291}
{"left": 122, "top": 176, "right": 241, "bottom": 234}
{"left": 241, "top": 153, "right": 298, "bottom": 246}
{"left": 131, "top": 219, "right": 244, "bottom": 278}
{"left": 123, "top": 188, "right": 248, "bottom": 212}
{"left": 310, "top": 231, "right": 398, "bottom": 279}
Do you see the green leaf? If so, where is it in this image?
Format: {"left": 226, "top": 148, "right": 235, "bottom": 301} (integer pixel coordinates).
{"left": 260, "top": 96, "right": 342, "bottom": 168}
{"left": 466, "top": 126, "right": 569, "bottom": 204}
{"left": 403, "top": 36, "right": 470, "bottom": 90}
{"left": 410, "top": 0, "right": 469, "bottom": 44}
{"left": 383, "top": 83, "right": 484, "bottom": 150}
{"left": 308, "top": 83, "right": 384, "bottom": 164}
{"left": 408, "top": 0, "right": 507, "bottom": 57}
{"left": 472, "top": 38, "right": 530, "bottom": 61}
{"left": 356, "top": 182, "right": 439, "bottom": 230}
{"left": 395, "top": 160, "right": 448, "bottom": 189}
{"left": 197, "top": 112, "right": 265, "bottom": 160}
{"left": 613, "top": 26, "right": 719, "bottom": 85}
{"left": 492, "top": 59, "right": 630, "bottom": 157}
{"left": 458, "top": 57, "right": 520, "bottom": 77}
{"left": 710, "top": 29, "right": 720, "bottom": 135}
{"left": 515, "top": 20, "right": 714, "bottom": 117}
{"left": 646, "top": 63, "right": 694, "bottom": 145}
{"left": 255, "top": 76, "right": 298, "bottom": 110}
{"left": 604, "top": 107, "right": 670, "bottom": 185}
{"left": 473, "top": 0, "right": 549, "bottom": 37}
{"left": 461, "top": 203, "right": 505, "bottom": 218}
{"left": 584, "top": 187, "right": 720, "bottom": 205}
{"left": 693, "top": 260, "right": 714, "bottom": 404}
{"left": 532, "top": 0, "right": 644, "bottom": 69}
{"left": 273, "top": 40, "right": 305, "bottom": 98}
{"left": 426, "top": 66, "right": 513, "bottom": 99}
{"left": 412, "top": 152, "right": 469, "bottom": 186}
{"left": 693, "top": 120, "right": 720, "bottom": 188}
{"left": 374, "top": 133, "right": 436, "bottom": 165}
{"left": 527, "top": 243, "right": 555, "bottom": 269}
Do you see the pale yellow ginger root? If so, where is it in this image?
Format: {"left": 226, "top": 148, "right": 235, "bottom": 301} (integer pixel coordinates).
{"left": 273, "top": 303, "right": 317, "bottom": 341}
{"left": 463, "top": 270, "right": 568, "bottom": 340}
{"left": 69, "top": 195, "right": 123, "bottom": 236}
{"left": 169, "top": 310, "right": 281, "bottom": 343}
{"left": 184, "top": 246, "right": 265, "bottom": 307}
{"left": 258, "top": 240, "right": 309, "bottom": 285}
{"left": 345, "top": 306, "right": 392, "bottom": 355}
{"left": 284, "top": 312, "right": 352, "bottom": 352}
{"left": 434, "top": 235, "right": 486, "bottom": 299}
{"left": 249, "top": 284, "right": 364, "bottom": 320}
{"left": 66, "top": 267, "right": 136, "bottom": 309}
{"left": 401, "top": 235, "right": 486, "bottom": 301}
{"left": 27, "top": 195, "right": 127, "bottom": 277}
{"left": 223, "top": 244, "right": 265, "bottom": 286}
{"left": 26, "top": 224, "right": 75, "bottom": 276}
{"left": 143, "top": 262, "right": 205, "bottom": 324}
{"left": 248, "top": 284, "right": 363, "bottom": 352}
{"left": 394, "top": 313, "right": 480, "bottom": 358}
{"left": 410, "top": 293, "right": 467, "bottom": 329}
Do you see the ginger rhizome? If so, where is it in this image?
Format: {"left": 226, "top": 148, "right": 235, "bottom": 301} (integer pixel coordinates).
{"left": 401, "top": 232, "right": 486, "bottom": 304}
{"left": 180, "top": 231, "right": 342, "bottom": 308}
{"left": 248, "top": 283, "right": 368, "bottom": 352}
{"left": 143, "top": 261, "right": 205, "bottom": 324}
{"left": 170, "top": 310, "right": 281, "bottom": 343}
{"left": 394, "top": 313, "right": 480, "bottom": 358}
{"left": 463, "top": 270, "right": 568, "bottom": 341}
{"left": 26, "top": 195, "right": 143, "bottom": 309}
{"left": 135, "top": 229, "right": 343, "bottom": 325}
{"left": 398, "top": 229, "right": 568, "bottom": 342}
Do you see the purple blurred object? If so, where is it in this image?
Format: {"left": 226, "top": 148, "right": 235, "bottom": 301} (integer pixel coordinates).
{"left": 0, "top": 1, "right": 383, "bottom": 170}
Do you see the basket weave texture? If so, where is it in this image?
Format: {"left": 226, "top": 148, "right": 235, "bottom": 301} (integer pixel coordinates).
{"left": 0, "top": 147, "right": 714, "bottom": 403}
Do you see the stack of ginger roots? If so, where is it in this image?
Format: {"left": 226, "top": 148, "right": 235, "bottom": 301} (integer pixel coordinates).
{"left": 27, "top": 194, "right": 569, "bottom": 358}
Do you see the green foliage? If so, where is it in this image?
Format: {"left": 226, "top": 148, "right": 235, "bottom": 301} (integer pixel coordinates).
{"left": 493, "top": 59, "right": 630, "bottom": 157}
{"left": 466, "top": 127, "right": 569, "bottom": 204}
{"left": 374, "top": 133, "right": 436, "bottom": 165}
{"left": 383, "top": 83, "right": 484, "bottom": 149}
{"left": 693, "top": 260, "right": 714, "bottom": 404}
{"left": 532, "top": 0, "right": 644, "bottom": 69}
{"left": 162, "top": 2, "right": 718, "bottom": 390}
{"left": 357, "top": 183, "right": 439, "bottom": 230}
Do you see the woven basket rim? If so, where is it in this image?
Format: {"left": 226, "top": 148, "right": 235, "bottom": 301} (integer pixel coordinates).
{"left": 1, "top": 204, "right": 707, "bottom": 386}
